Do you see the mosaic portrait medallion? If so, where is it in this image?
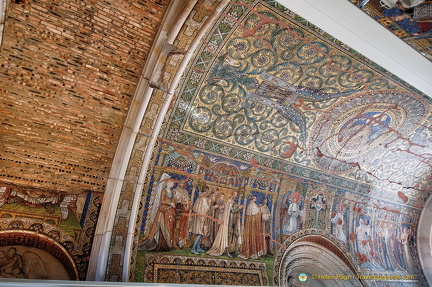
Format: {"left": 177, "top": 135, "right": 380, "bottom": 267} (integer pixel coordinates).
{"left": 310, "top": 91, "right": 428, "bottom": 173}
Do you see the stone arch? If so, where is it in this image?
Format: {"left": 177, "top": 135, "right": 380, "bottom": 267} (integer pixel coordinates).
{"left": 417, "top": 194, "right": 432, "bottom": 286}
{"left": 275, "top": 229, "right": 363, "bottom": 287}
{"left": 86, "top": 0, "right": 233, "bottom": 281}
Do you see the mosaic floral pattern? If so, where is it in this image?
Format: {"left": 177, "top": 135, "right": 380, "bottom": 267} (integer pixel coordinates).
{"left": 173, "top": 2, "right": 423, "bottom": 172}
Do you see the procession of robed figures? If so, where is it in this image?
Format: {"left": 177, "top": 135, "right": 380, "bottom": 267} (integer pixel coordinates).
{"left": 138, "top": 172, "right": 418, "bottom": 273}
{"left": 139, "top": 173, "right": 275, "bottom": 259}
{"left": 329, "top": 197, "right": 418, "bottom": 273}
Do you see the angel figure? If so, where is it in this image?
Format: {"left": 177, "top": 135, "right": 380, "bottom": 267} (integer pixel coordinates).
{"left": 139, "top": 173, "right": 176, "bottom": 252}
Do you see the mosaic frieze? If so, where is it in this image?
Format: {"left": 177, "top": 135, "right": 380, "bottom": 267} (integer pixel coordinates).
{"left": 135, "top": 142, "right": 423, "bottom": 285}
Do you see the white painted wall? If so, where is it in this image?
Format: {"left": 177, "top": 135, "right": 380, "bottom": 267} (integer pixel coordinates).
{"left": 0, "top": 0, "right": 8, "bottom": 48}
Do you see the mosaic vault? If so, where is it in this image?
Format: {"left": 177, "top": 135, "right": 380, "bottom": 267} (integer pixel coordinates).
{"left": 134, "top": 1, "right": 432, "bottom": 286}
{"left": 0, "top": 0, "right": 431, "bottom": 285}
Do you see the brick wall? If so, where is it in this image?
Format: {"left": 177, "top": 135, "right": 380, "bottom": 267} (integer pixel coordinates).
{"left": 0, "top": 0, "right": 170, "bottom": 194}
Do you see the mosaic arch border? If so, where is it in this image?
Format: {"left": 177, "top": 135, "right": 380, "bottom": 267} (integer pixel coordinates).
{"left": 122, "top": 0, "right": 234, "bottom": 281}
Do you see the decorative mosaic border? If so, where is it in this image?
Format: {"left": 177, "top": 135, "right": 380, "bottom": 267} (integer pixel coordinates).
{"left": 144, "top": 253, "right": 269, "bottom": 286}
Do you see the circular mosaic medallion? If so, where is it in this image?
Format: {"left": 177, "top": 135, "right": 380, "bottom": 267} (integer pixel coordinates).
{"left": 310, "top": 91, "right": 428, "bottom": 173}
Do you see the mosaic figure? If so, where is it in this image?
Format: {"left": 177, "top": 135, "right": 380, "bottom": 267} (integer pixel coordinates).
{"left": 201, "top": 187, "right": 221, "bottom": 250}
{"left": 331, "top": 201, "right": 348, "bottom": 243}
{"left": 376, "top": 221, "right": 394, "bottom": 270}
{"left": 337, "top": 112, "right": 391, "bottom": 150}
{"left": 239, "top": 195, "right": 266, "bottom": 259}
{"left": 400, "top": 226, "right": 416, "bottom": 272}
{"left": 354, "top": 217, "right": 383, "bottom": 269}
{"left": 0, "top": 248, "right": 47, "bottom": 279}
{"left": 60, "top": 195, "right": 76, "bottom": 220}
{"left": 207, "top": 191, "right": 235, "bottom": 257}
{"left": 0, "top": 248, "right": 25, "bottom": 278}
{"left": 382, "top": 3, "right": 432, "bottom": 36}
{"left": 260, "top": 196, "right": 273, "bottom": 255}
{"left": 172, "top": 180, "right": 192, "bottom": 249}
{"left": 189, "top": 185, "right": 213, "bottom": 255}
{"left": 140, "top": 173, "right": 176, "bottom": 252}
{"left": 281, "top": 192, "right": 304, "bottom": 235}
{"left": 310, "top": 193, "right": 326, "bottom": 228}
{"left": 227, "top": 191, "right": 243, "bottom": 255}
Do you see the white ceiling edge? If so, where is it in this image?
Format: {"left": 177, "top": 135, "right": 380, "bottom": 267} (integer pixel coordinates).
{"left": 278, "top": 0, "right": 432, "bottom": 98}
{"left": 0, "top": 0, "right": 8, "bottom": 47}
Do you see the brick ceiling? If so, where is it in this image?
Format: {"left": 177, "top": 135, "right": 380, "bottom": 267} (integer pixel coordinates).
{"left": 0, "top": 0, "right": 171, "bottom": 195}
